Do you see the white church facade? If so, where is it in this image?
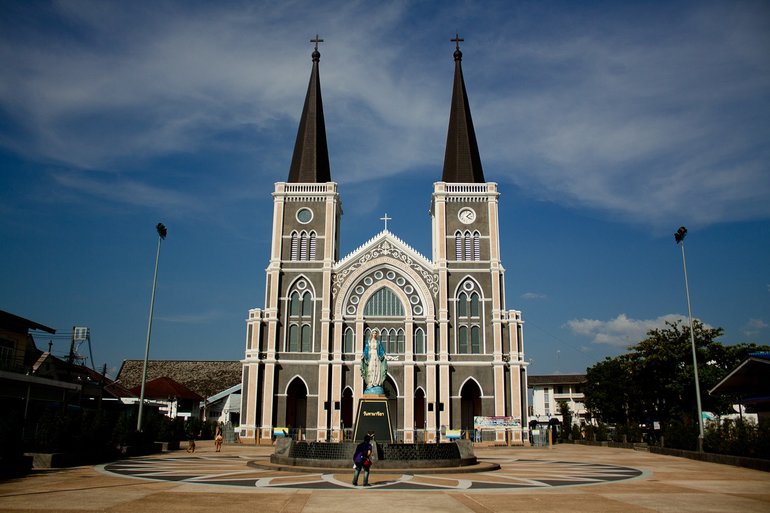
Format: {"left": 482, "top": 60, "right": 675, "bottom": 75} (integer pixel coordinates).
{"left": 239, "top": 38, "right": 528, "bottom": 444}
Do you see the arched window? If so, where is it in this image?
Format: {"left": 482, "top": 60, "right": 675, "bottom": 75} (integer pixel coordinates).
{"left": 470, "top": 293, "right": 479, "bottom": 317}
{"left": 364, "top": 287, "right": 404, "bottom": 317}
{"left": 301, "top": 324, "right": 311, "bottom": 352}
{"left": 414, "top": 328, "right": 425, "bottom": 355}
{"left": 300, "top": 231, "right": 308, "bottom": 260}
{"left": 458, "top": 326, "right": 468, "bottom": 354}
{"left": 464, "top": 231, "right": 472, "bottom": 261}
{"left": 290, "top": 291, "right": 301, "bottom": 316}
{"left": 302, "top": 293, "right": 312, "bottom": 317}
{"left": 458, "top": 292, "right": 467, "bottom": 317}
{"left": 286, "top": 287, "right": 314, "bottom": 352}
{"left": 471, "top": 325, "right": 481, "bottom": 354}
{"left": 309, "top": 231, "right": 317, "bottom": 260}
{"left": 290, "top": 232, "right": 299, "bottom": 261}
{"left": 455, "top": 231, "right": 463, "bottom": 260}
{"left": 473, "top": 231, "right": 480, "bottom": 261}
{"left": 456, "top": 283, "right": 482, "bottom": 354}
{"left": 343, "top": 327, "right": 354, "bottom": 354}
{"left": 288, "top": 324, "right": 299, "bottom": 352}
{"left": 396, "top": 329, "right": 405, "bottom": 354}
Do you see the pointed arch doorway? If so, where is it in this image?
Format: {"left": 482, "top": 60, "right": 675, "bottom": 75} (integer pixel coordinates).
{"left": 286, "top": 378, "right": 307, "bottom": 438}
{"left": 460, "top": 379, "right": 482, "bottom": 434}
{"left": 414, "top": 388, "right": 426, "bottom": 441}
{"left": 383, "top": 376, "right": 398, "bottom": 441}
{"left": 341, "top": 387, "right": 354, "bottom": 438}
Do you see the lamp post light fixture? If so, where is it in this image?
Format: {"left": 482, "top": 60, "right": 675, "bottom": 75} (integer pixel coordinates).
{"left": 674, "top": 226, "right": 705, "bottom": 452}
{"left": 137, "top": 223, "right": 167, "bottom": 432}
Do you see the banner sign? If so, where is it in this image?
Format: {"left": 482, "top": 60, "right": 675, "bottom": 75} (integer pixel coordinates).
{"left": 474, "top": 416, "right": 521, "bottom": 429}
{"left": 445, "top": 429, "right": 462, "bottom": 439}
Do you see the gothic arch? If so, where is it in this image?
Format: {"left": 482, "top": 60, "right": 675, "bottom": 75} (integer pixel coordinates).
{"left": 453, "top": 277, "right": 485, "bottom": 354}
{"left": 459, "top": 377, "right": 483, "bottom": 432}
{"left": 285, "top": 275, "right": 316, "bottom": 353}
{"left": 353, "top": 279, "right": 412, "bottom": 323}
{"left": 451, "top": 275, "right": 484, "bottom": 298}
{"left": 341, "top": 386, "right": 354, "bottom": 430}
{"left": 414, "top": 386, "right": 427, "bottom": 433}
{"left": 285, "top": 376, "right": 308, "bottom": 432}
{"left": 286, "top": 274, "right": 318, "bottom": 297}
{"left": 383, "top": 372, "right": 400, "bottom": 398}
{"left": 334, "top": 255, "right": 435, "bottom": 319}
{"left": 458, "top": 376, "right": 484, "bottom": 397}
{"left": 283, "top": 374, "right": 312, "bottom": 395}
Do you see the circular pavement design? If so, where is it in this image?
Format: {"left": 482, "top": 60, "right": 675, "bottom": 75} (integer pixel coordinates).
{"left": 100, "top": 455, "right": 646, "bottom": 491}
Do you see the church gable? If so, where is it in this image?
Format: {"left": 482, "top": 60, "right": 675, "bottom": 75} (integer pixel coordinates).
{"left": 332, "top": 232, "right": 438, "bottom": 300}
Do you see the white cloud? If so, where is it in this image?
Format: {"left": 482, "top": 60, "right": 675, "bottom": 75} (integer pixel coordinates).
{"left": 521, "top": 292, "right": 547, "bottom": 300}
{"left": 50, "top": 172, "right": 199, "bottom": 214}
{"left": 565, "top": 313, "right": 687, "bottom": 347}
{"left": 743, "top": 318, "right": 768, "bottom": 338}
{"left": 1, "top": 1, "right": 768, "bottom": 227}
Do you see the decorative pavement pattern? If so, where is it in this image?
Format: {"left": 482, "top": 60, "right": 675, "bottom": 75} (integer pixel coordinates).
{"left": 100, "top": 455, "right": 646, "bottom": 491}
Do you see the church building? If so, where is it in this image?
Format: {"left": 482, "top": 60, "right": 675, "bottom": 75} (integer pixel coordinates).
{"left": 239, "top": 38, "right": 528, "bottom": 444}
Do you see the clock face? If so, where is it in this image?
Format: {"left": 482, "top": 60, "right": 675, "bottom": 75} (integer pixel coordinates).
{"left": 458, "top": 207, "right": 476, "bottom": 224}
{"left": 296, "top": 208, "right": 313, "bottom": 224}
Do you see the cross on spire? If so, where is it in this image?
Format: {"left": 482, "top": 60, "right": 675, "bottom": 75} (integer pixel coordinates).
{"left": 451, "top": 32, "right": 464, "bottom": 50}
{"left": 380, "top": 213, "right": 392, "bottom": 231}
{"left": 311, "top": 34, "right": 324, "bottom": 50}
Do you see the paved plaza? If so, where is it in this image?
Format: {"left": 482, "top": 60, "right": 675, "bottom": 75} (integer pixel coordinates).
{"left": 1, "top": 441, "right": 768, "bottom": 512}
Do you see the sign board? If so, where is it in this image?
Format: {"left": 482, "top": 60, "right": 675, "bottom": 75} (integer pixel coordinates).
{"left": 445, "top": 429, "right": 462, "bottom": 440}
{"left": 473, "top": 416, "right": 521, "bottom": 429}
{"left": 73, "top": 327, "right": 89, "bottom": 341}
{"left": 353, "top": 398, "right": 393, "bottom": 442}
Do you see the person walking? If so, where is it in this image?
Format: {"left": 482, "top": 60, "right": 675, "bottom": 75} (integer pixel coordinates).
{"left": 214, "top": 425, "right": 224, "bottom": 452}
{"left": 352, "top": 434, "right": 373, "bottom": 487}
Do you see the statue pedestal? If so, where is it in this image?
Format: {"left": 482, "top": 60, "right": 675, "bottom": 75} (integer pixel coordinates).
{"left": 353, "top": 395, "right": 393, "bottom": 443}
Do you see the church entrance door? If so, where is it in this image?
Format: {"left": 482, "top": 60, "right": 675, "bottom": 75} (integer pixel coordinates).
{"left": 383, "top": 376, "right": 398, "bottom": 441}
{"left": 286, "top": 378, "right": 307, "bottom": 438}
{"left": 460, "top": 380, "right": 482, "bottom": 434}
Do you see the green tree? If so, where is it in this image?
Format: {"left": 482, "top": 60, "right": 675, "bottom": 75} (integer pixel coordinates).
{"left": 584, "top": 355, "right": 635, "bottom": 424}
{"left": 584, "top": 319, "right": 770, "bottom": 450}
{"left": 557, "top": 400, "right": 573, "bottom": 440}
{"left": 627, "top": 320, "right": 723, "bottom": 428}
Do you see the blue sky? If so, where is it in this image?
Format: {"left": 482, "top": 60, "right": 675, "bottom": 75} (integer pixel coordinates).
{"left": 1, "top": 0, "right": 768, "bottom": 379}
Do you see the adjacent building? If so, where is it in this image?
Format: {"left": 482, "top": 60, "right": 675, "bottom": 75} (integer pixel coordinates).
{"left": 528, "top": 374, "right": 588, "bottom": 428}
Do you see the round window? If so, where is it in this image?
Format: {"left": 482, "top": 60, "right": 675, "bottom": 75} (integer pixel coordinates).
{"left": 296, "top": 208, "right": 313, "bottom": 224}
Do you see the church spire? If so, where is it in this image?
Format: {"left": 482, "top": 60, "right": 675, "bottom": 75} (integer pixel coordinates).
{"left": 441, "top": 34, "right": 485, "bottom": 183}
{"left": 287, "top": 35, "right": 331, "bottom": 183}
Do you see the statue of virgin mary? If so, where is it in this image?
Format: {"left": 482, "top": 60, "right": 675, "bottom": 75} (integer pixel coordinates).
{"left": 361, "top": 330, "right": 387, "bottom": 394}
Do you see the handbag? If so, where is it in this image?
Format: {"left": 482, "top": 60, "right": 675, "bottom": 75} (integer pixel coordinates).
{"left": 362, "top": 457, "right": 371, "bottom": 469}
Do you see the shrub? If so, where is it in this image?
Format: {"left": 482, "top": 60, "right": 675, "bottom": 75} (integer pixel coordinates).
{"left": 704, "top": 417, "right": 769, "bottom": 459}
{"left": 663, "top": 418, "right": 698, "bottom": 451}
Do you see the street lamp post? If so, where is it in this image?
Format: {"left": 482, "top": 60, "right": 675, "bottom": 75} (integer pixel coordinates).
{"left": 674, "top": 226, "right": 704, "bottom": 452}
{"left": 137, "top": 223, "right": 167, "bottom": 432}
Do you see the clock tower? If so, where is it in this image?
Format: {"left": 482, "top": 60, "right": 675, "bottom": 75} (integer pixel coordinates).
{"left": 430, "top": 37, "right": 521, "bottom": 434}
{"left": 241, "top": 39, "right": 342, "bottom": 442}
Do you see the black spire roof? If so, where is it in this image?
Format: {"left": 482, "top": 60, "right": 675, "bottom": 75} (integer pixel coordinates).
{"left": 287, "top": 36, "right": 331, "bottom": 183}
{"left": 441, "top": 34, "right": 485, "bottom": 183}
